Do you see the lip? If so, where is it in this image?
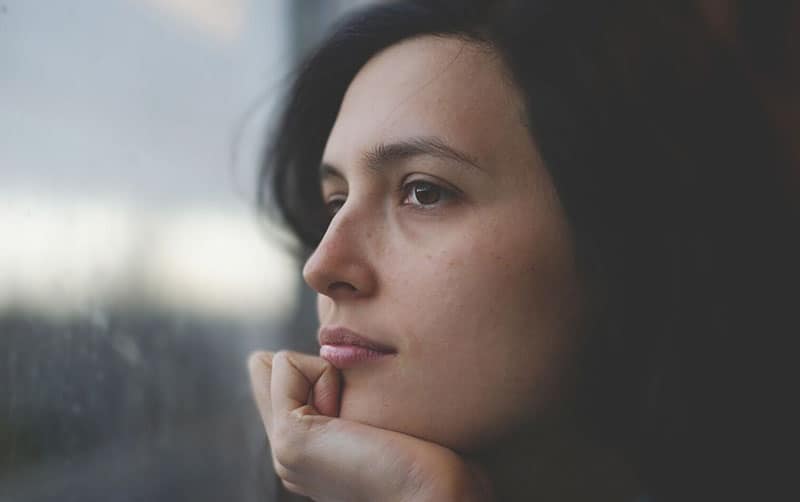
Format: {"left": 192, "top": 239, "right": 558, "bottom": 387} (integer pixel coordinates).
{"left": 318, "top": 326, "right": 396, "bottom": 369}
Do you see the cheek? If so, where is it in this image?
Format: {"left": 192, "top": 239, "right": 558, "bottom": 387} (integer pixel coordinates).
{"left": 373, "top": 216, "right": 581, "bottom": 446}
{"left": 333, "top": 189, "right": 582, "bottom": 450}
{"left": 392, "top": 223, "right": 556, "bottom": 341}
{"left": 397, "top": 241, "right": 534, "bottom": 371}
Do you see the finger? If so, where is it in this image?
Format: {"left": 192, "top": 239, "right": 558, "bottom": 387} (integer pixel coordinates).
{"left": 281, "top": 479, "right": 308, "bottom": 498}
{"left": 248, "top": 351, "right": 275, "bottom": 438}
{"left": 271, "top": 351, "right": 341, "bottom": 418}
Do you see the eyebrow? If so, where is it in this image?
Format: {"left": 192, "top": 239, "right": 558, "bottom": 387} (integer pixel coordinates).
{"left": 320, "top": 136, "right": 485, "bottom": 180}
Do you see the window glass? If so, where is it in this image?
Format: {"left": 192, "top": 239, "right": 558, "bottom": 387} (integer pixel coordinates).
{"left": 0, "top": 1, "right": 371, "bottom": 499}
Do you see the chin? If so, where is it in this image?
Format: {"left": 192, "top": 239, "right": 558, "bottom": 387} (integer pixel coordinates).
{"left": 337, "top": 386, "right": 497, "bottom": 453}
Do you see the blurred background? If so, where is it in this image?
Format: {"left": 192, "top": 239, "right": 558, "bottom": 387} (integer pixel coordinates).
{"left": 0, "top": 1, "right": 375, "bottom": 500}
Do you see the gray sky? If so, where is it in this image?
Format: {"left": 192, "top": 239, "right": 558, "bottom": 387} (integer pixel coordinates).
{"left": 0, "top": 0, "right": 291, "bottom": 209}
{"left": 0, "top": 0, "right": 303, "bottom": 320}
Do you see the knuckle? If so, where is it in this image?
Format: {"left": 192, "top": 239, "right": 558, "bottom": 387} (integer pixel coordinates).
{"left": 272, "top": 350, "right": 291, "bottom": 366}
{"left": 276, "top": 349, "right": 299, "bottom": 361}
{"left": 282, "top": 480, "right": 306, "bottom": 497}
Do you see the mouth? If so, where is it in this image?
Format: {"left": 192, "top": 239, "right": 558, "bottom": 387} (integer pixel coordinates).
{"left": 318, "top": 326, "right": 396, "bottom": 369}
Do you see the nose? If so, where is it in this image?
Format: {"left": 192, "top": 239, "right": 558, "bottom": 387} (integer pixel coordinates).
{"left": 302, "top": 207, "right": 377, "bottom": 300}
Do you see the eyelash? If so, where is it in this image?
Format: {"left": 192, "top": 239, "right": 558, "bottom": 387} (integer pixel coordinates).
{"left": 400, "top": 178, "right": 457, "bottom": 210}
{"left": 324, "top": 177, "right": 459, "bottom": 218}
{"left": 325, "top": 196, "right": 346, "bottom": 217}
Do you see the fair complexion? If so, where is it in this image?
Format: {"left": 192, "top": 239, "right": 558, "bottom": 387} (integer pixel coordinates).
{"left": 250, "top": 35, "right": 639, "bottom": 500}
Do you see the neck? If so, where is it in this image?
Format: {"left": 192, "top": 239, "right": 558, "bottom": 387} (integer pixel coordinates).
{"left": 467, "top": 422, "right": 643, "bottom": 502}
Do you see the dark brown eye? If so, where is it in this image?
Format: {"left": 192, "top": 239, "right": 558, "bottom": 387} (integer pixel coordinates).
{"left": 410, "top": 181, "right": 441, "bottom": 205}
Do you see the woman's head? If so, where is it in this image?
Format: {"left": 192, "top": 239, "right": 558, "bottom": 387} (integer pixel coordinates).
{"left": 303, "top": 34, "right": 584, "bottom": 451}
{"left": 261, "top": 0, "right": 798, "bottom": 496}
{"left": 264, "top": 0, "right": 592, "bottom": 453}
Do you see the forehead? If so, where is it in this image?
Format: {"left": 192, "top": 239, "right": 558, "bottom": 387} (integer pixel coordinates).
{"left": 322, "top": 35, "right": 528, "bottom": 169}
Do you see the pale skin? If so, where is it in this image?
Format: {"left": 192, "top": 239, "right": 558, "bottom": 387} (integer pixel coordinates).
{"left": 249, "top": 36, "right": 639, "bottom": 501}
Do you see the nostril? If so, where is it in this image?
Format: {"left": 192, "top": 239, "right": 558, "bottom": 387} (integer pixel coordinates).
{"left": 328, "top": 281, "right": 357, "bottom": 294}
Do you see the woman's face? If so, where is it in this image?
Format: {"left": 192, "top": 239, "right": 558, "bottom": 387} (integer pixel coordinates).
{"left": 305, "top": 36, "right": 583, "bottom": 452}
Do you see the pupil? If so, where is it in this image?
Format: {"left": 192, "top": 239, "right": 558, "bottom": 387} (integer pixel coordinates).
{"left": 414, "top": 183, "right": 440, "bottom": 205}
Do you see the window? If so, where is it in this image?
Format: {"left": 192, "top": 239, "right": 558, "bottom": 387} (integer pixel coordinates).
{"left": 0, "top": 1, "right": 371, "bottom": 500}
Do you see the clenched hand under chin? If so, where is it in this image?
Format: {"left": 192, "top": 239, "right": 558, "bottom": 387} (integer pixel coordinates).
{"left": 248, "top": 350, "right": 494, "bottom": 502}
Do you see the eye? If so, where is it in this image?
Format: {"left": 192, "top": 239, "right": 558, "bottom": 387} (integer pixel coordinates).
{"left": 325, "top": 195, "right": 346, "bottom": 217}
{"left": 402, "top": 179, "right": 456, "bottom": 208}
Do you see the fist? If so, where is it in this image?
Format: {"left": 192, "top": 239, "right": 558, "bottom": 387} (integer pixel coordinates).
{"left": 248, "top": 350, "right": 494, "bottom": 502}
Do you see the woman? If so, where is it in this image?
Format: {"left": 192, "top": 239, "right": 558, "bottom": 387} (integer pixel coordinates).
{"left": 249, "top": 1, "right": 798, "bottom": 500}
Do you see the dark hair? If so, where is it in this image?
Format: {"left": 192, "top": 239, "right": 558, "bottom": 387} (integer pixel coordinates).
{"left": 259, "top": 1, "right": 799, "bottom": 500}
{"left": 259, "top": 0, "right": 505, "bottom": 248}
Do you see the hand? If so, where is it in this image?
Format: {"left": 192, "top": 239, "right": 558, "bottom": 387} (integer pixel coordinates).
{"left": 248, "top": 350, "right": 494, "bottom": 502}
